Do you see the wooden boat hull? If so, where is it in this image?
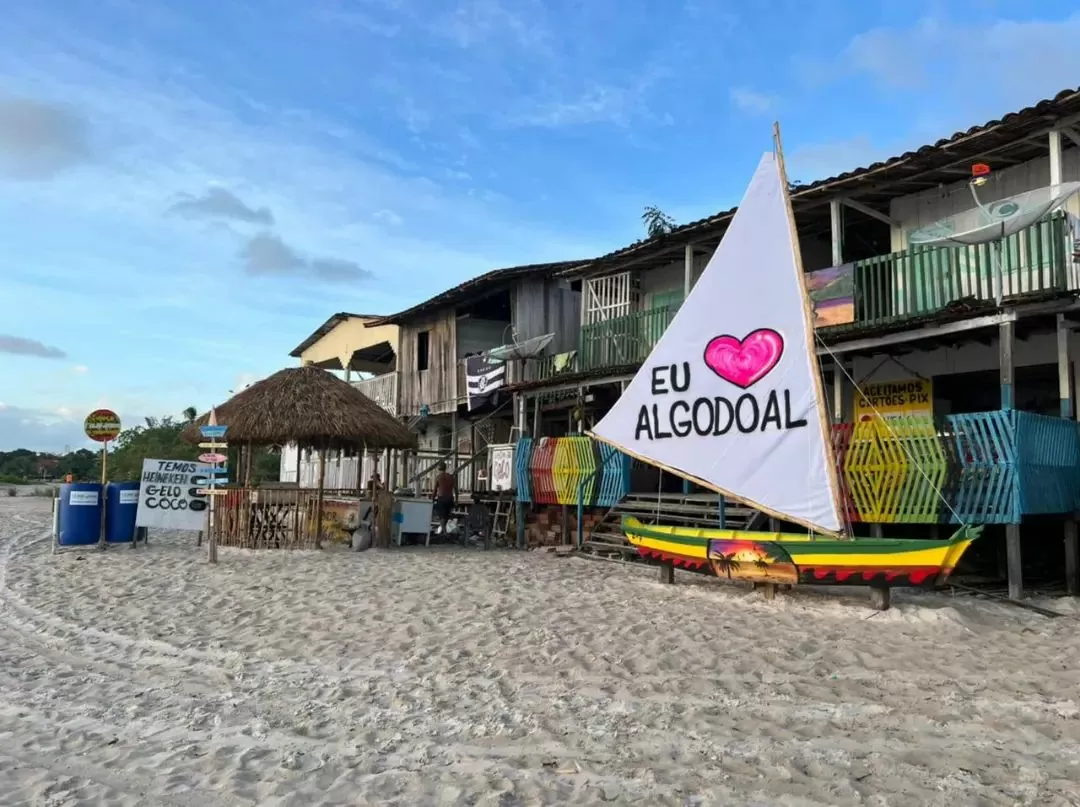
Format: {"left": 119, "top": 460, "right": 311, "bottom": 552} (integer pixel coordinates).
{"left": 622, "top": 517, "right": 981, "bottom": 589}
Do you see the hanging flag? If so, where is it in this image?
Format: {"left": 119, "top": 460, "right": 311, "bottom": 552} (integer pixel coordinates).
{"left": 466, "top": 355, "right": 506, "bottom": 411}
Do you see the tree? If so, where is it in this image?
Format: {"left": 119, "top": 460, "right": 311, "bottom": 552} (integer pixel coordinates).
{"left": 99, "top": 409, "right": 200, "bottom": 481}
{"left": 642, "top": 206, "right": 676, "bottom": 238}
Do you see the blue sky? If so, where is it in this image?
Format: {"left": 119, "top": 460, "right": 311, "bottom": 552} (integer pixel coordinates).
{"left": 1, "top": 0, "right": 1078, "bottom": 451}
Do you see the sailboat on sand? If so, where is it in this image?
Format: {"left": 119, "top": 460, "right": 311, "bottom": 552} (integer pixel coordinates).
{"left": 587, "top": 126, "right": 982, "bottom": 609}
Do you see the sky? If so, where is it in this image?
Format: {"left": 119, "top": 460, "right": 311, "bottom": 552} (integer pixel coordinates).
{"left": 1, "top": 0, "right": 1079, "bottom": 452}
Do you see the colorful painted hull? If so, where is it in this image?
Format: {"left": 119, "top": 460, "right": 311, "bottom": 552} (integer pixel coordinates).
{"left": 622, "top": 517, "right": 982, "bottom": 588}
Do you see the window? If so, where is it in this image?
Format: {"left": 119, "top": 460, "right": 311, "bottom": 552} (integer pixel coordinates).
{"left": 417, "top": 330, "right": 430, "bottom": 371}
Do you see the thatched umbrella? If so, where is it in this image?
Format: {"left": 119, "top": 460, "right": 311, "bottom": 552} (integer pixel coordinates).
{"left": 185, "top": 366, "right": 416, "bottom": 548}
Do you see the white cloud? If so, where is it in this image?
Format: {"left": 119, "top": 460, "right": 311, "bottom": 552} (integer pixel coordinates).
{"left": 71, "top": 364, "right": 88, "bottom": 375}
{"left": 788, "top": 12, "right": 1080, "bottom": 182}
{"left": 0, "top": 403, "right": 92, "bottom": 451}
{"left": 373, "top": 208, "right": 404, "bottom": 226}
{"left": 0, "top": 12, "right": 601, "bottom": 302}
{"left": 807, "top": 13, "right": 1080, "bottom": 114}
{"left": 729, "top": 87, "right": 776, "bottom": 115}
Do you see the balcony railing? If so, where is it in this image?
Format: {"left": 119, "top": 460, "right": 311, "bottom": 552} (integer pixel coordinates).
{"left": 853, "top": 211, "right": 1074, "bottom": 326}
{"left": 572, "top": 214, "right": 1075, "bottom": 376}
{"left": 580, "top": 306, "right": 678, "bottom": 372}
{"left": 352, "top": 372, "right": 398, "bottom": 416}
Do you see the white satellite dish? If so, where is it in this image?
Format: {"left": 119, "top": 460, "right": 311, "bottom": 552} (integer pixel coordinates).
{"left": 906, "top": 169, "right": 1080, "bottom": 303}
{"left": 484, "top": 326, "right": 555, "bottom": 361}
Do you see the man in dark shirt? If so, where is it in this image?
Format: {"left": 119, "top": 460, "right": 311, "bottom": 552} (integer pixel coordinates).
{"left": 433, "top": 462, "right": 455, "bottom": 535}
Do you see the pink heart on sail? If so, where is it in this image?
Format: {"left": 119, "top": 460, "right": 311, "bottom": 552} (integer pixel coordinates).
{"left": 703, "top": 329, "right": 785, "bottom": 389}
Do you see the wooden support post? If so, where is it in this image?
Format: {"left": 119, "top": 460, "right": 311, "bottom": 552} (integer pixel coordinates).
{"left": 870, "top": 524, "right": 883, "bottom": 538}
{"left": 1057, "top": 313, "right": 1073, "bottom": 419}
{"left": 1000, "top": 319, "right": 1015, "bottom": 410}
{"left": 829, "top": 199, "right": 843, "bottom": 267}
{"left": 451, "top": 410, "right": 459, "bottom": 475}
{"left": 832, "top": 360, "right": 844, "bottom": 423}
{"left": 469, "top": 423, "right": 478, "bottom": 492}
{"left": 718, "top": 496, "right": 726, "bottom": 528}
{"left": 514, "top": 393, "right": 526, "bottom": 438}
{"left": 516, "top": 501, "right": 526, "bottom": 550}
{"left": 869, "top": 585, "right": 891, "bottom": 611}
{"left": 1006, "top": 523, "right": 1023, "bottom": 600}
{"left": 683, "top": 243, "right": 694, "bottom": 298}
{"left": 314, "top": 446, "right": 326, "bottom": 550}
{"left": 658, "top": 561, "right": 675, "bottom": 584}
{"left": 1066, "top": 517, "right": 1078, "bottom": 596}
{"left": 561, "top": 504, "right": 570, "bottom": 546}
{"left": 754, "top": 582, "right": 777, "bottom": 600}
{"left": 1050, "top": 129, "right": 1064, "bottom": 188}
{"left": 532, "top": 396, "right": 541, "bottom": 439}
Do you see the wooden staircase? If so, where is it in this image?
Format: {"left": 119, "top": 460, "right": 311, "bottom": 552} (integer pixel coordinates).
{"left": 584, "top": 492, "right": 763, "bottom": 555}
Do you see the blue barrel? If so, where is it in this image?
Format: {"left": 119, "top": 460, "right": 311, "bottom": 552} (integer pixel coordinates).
{"left": 57, "top": 483, "right": 103, "bottom": 546}
{"left": 105, "top": 482, "right": 140, "bottom": 543}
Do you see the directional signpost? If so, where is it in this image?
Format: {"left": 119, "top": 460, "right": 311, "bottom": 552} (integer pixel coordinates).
{"left": 199, "top": 410, "right": 228, "bottom": 564}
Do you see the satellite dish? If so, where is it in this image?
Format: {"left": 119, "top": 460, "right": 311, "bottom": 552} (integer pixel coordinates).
{"left": 484, "top": 325, "right": 555, "bottom": 361}
{"left": 905, "top": 166, "right": 1080, "bottom": 303}
{"left": 909, "top": 182, "right": 1080, "bottom": 247}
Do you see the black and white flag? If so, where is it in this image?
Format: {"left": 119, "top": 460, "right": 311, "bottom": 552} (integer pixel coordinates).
{"left": 466, "top": 355, "right": 506, "bottom": 411}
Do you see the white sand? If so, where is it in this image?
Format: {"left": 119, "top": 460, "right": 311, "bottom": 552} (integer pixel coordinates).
{"left": 2, "top": 496, "right": 1080, "bottom": 806}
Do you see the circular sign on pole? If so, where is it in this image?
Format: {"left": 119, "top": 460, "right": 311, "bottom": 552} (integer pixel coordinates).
{"left": 198, "top": 453, "right": 228, "bottom": 464}
{"left": 84, "top": 409, "right": 122, "bottom": 443}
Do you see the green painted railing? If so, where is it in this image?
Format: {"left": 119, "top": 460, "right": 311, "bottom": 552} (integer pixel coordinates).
{"left": 852, "top": 212, "right": 1072, "bottom": 326}
{"left": 548, "top": 214, "right": 1074, "bottom": 380}
{"left": 580, "top": 306, "right": 678, "bottom": 372}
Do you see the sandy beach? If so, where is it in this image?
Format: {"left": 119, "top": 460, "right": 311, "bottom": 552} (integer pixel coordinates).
{"left": 2, "top": 496, "right": 1080, "bottom": 805}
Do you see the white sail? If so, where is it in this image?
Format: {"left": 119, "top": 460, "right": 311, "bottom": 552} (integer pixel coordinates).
{"left": 589, "top": 152, "right": 844, "bottom": 534}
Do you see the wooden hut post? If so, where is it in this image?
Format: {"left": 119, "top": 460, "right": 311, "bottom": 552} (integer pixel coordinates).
{"left": 293, "top": 445, "right": 301, "bottom": 547}
{"left": 245, "top": 441, "right": 253, "bottom": 486}
{"left": 314, "top": 442, "right": 326, "bottom": 550}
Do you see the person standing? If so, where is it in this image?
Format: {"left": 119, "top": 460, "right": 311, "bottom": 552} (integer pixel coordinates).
{"left": 433, "top": 462, "right": 456, "bottom": 535}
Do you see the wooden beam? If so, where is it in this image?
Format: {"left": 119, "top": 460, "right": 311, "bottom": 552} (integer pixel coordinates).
{"left": 821, "top": 311, "right": 1017, "bottom": 356}
{"left": 1000, "top": 319, "right": 1015, "bottom": 410}
{"left": 1065, "top": 518, "right": 1078, "bottom": 596}
{"left": 683, "top": 242, "right": 694, "bottom": 297}
{"left": 1050, "top": 129, "right": 1065, "bottom": 186}
{"left": 1061, "top": 126, "right": 1080, "bottom": 150}
{"left": 840, "top": 197, "right": 895, "bottom": 226}
{"left": 1006, "top": 524, "right": 1023, "bottom": 601}
{"left": 829, "top": 200, "right": 843, "bottom": 265}
{"left": 1058, "top": 313, "right": 1073, "bottom": 419}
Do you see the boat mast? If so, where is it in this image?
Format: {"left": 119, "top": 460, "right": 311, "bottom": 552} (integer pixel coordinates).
{"left": 772, "top": 121, "right": 849, "bottom": 536}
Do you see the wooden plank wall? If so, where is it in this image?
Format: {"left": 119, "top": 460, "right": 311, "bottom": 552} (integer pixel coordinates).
{"left": 398, "top": 309, "right": 458, "bottom": 415}
{"left": 513, "top": 278, "right": 580, "bottom": 352}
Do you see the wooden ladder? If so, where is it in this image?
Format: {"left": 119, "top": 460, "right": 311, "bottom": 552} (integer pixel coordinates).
{"left": 489, "top": 496, "right": 515, "bottom": 549}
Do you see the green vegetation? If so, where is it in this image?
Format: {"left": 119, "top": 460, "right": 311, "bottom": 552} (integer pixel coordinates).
{"left": 642, "top": 206, "right": 676, "bottom": 237}
{"left": 1, "top": 407, "right": 279, "bottom": 484}
{"left": 0, "top": 406, "right": 282, "bottom": 483}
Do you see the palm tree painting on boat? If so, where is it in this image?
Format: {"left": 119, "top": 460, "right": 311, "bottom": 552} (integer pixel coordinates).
{"left": 707, "top": 540, "right": 799, "bottom": 584}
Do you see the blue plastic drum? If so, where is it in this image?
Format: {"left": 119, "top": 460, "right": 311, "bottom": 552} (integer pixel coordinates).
{"left": 105, "top": 481, "right": 140, "bottom": 543}
{"left": 57, "top": 483, "right": 103, "bottom": 546}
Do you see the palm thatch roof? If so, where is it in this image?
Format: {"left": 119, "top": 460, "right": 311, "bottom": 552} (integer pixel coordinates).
{"left": 183, "top": 366, "right": 417, "bottom": 450}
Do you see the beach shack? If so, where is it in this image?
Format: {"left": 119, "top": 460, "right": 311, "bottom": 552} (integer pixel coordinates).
{"left": 504, "top": 86, "right": 1080, "bottom": 599}
{"left": 186, "top": 366, "right": 416, "bottom": 550}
